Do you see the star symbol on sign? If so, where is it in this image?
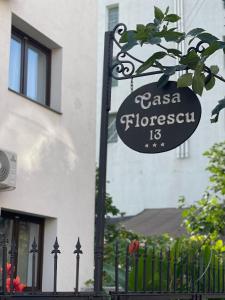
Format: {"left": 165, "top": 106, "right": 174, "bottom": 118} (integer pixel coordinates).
{"left": 145, "top": 144, "right": 149, "bottom": 148}
{"left": 161, "top": 142, "right": 165, "bottom": 147}
{"left": 153, "top": 143, "right": 157, "bottom": 147}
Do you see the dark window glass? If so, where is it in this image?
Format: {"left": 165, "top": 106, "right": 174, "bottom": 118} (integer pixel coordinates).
{"left": 0, "top": 211, "right": 44, "bottom": 290}
{"left": 9, "top": 27, "right": 51, "bottom": 106}
{"left": 108, "top": 113, "right": 118, "bottom": 143}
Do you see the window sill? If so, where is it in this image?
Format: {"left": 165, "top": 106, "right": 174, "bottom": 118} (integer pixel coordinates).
{"left": 8, "top": 88, "right": 62, "bottom": 115}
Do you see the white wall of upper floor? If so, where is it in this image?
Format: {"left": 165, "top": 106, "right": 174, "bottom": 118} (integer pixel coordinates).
{"left": 0, "top": 0, "right": 97, "bottom": 291}
{"left": 97, "top": 0, "right": 225, "bottom": 215}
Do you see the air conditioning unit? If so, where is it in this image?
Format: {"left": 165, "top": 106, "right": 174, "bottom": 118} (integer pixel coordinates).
{"left": 0, "top": 149, "right": 17, "bottom": 191}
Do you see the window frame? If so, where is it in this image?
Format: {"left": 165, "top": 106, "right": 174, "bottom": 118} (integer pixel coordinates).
{"left": 9, "top": 26, "right": 51, "bottom": 107}
{"left": 0, "top": 210, "right": 44, "bottom": 291}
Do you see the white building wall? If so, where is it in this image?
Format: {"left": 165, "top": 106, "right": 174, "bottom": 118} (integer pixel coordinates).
{"left": 0, "top": 0, "right": 96, "bottom": 291}
{"left": 97, "top": 0, "right": 225, "bottom": 215}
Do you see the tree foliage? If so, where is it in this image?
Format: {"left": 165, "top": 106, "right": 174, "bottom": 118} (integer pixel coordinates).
{"left": 118, "top": 6, "right": 225, "bottom": 122}
{"left": 179, "top": 141, "right": 225, "bottom": 242}
{"left": 95, "top": 139, "right": 225, "bottom": 289}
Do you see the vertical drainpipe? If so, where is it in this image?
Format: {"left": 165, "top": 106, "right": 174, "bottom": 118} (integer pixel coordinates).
{"left": 174, "top": 0, "right": 189, "bottom": 159}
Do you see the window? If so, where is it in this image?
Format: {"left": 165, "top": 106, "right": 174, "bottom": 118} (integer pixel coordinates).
{"left": 108, "top": 6, "right": 119, "bottom": 31}
{"left": 0, "top": 211, "right": 44, "bottom": 290}
{"left": 108, "top": 113, "right": 118, "bottom": 143}
{"left": 9, "top": 27, "right": 51, "bottom": 106}
{"left": 176, "top": 140, "right": 189, "bottom": 159}
{"left": 108, "top": 6, "right": 119, "bottom": 87}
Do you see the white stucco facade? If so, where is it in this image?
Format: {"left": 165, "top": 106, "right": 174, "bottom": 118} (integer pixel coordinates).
{"left": 97, "top": 0, "right": 225, "bottom": 216}
{"left": 0, "top": 0, "right": 96, "bottom": 291}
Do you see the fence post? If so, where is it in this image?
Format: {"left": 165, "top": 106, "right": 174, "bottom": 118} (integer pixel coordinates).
{"left": 0, "top": 233, "right": 7, "bottom": 295}
{"left": 51, "top": 237, "right": 61, "bottom": 293}
{"left": 114, "top": 240, "right": 119, "bottom": 293}
{"left": 125, "top": 244, "right": 129, "bottom": 293}
{"left": 9, "top": 239, "right": 17, "bottom": 293}
{"left": 30, "top": 237, "right": 38, "bottom": 294}
{"left": 94, "top": 30, "right": 113, "bottom": 294}
{"left": 142, "top": 244, "right": 147, "bottom": 292}
{"left": 151, "top": 247, "right": 155, "bottom": 292}
{"left": 166, "top": 248, "right": 171, "bottom": 292}
{"left": 74, "top": 237, "right": 83, "bottom": 294}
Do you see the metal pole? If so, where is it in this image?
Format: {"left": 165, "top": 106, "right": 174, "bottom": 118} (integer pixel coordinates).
{"left": 94, "top": 31, "right": 113, "bottom": 293}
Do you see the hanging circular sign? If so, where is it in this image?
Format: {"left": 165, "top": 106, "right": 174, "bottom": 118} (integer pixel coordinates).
{"left": 116, "top": 81, "right": 201, "bottom": 154}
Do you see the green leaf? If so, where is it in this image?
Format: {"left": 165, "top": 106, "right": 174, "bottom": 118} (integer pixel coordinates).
{"left": 157, "top": 74, "right": 170, "bottom": 88}
{"left": 165, "top": 6, "right": 169, "bottom": 15}
{"left": 192, "top": 73, "right": 204, "bottom": 96}
{"left": 136, "top": 24, "right": 145, "bottom": 32}
{"left": 146, "top": 23, "right": 157, "bottom": 30}
{"left": 180, "top": 50, "right": 200, "bottom": 69}
{"left": 136, "top": 24, "right": 148, "bottom": 41}
{"left": 157, "top": 30, "right": 185, "bottom": 42}
{"left": 168, "top": 27, "right": 178, "bottom": 31}
{"left": 177, "top": 73, "right": 193, "bottom": 87}
{"left": 154, "top": 6, "right": 164, "bottom": 22}
{"left": 119, "top": 30, "right": 136, "bottom": 43}
{"left": 164, "top": 14, "right": 181, "bottom": 22}
{"left": 165, "top": 31, "right": 185, "bottom": 42}
{"left": 154, "top": 18, "right": 161, "bottom": 26}
{"left": 210, "top": 65, "right": 219, "bottom": 74}
{"left": 182, "top": 210, "right": 189, "bottom": 218}
{"left": 205, "top": 76, "right": 215, "bottom": 90}
{"left": 167, "top": 48, "right": 182, "bottom": 56}
{"left": 121, "top": 31, "right": 138, "bottom": 51}
{"left": 216, "top": 41, "right": 225, "bottom": 49}
{"left": 119, "top": 32, "right": 128, "bottom": 43}
{"left": 136, "top": 51, "right": 167, "bottom": 74}
{"left": 215, "top": 239, "right": 223, "bottom": 250}
{"left": 187, "top": 28, "right": 205, "bottom": 36}
{"left": 197, "top": 32, "right": 219, "bottom": 43}
{"left": 148, "top": 36, "right": 162, "bottom": 45}
{"left": 201, "top": 41, "right": 221, "bottom": 57}
{"left": 195, "top": 62, "right": 204, "bottom": 76}
{"left": 211, "top": 98, "right": 225, "bottom": 123}
{"left": 121, "top": 40, "right": 138, "bottom": 52}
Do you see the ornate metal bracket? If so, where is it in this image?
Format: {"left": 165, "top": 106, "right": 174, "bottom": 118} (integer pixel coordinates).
{"left": 111, "top": 23, "right": 163, "bottom": 80}
{"left": 111, "top": 23, "right": 213, "bottom": 82}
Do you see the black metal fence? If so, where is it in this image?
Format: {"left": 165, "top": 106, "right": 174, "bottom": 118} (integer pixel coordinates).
{"left": 2, "top": 235, "right": 225, "bottom": 300}
{"left": 0, "top": 234, "right": 105, "bottom": 299}
{"left": 109, "top": 240, "right": 225, "bottom": 299}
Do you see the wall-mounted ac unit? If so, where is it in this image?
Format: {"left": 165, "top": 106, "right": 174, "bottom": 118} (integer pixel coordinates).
{"left": 0, "top": 150, "right": 17, "bottom": 191}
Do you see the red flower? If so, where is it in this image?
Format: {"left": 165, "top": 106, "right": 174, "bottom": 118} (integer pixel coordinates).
{"left": 0, "top": 263, "right": 26, "bottom": 292}
{"left": 13, "top": 275, "right": 21, "bottom": 288}
{"left": 6, "top": 277, "right": 11, "bottom": 292}
{"left": 0, "top": 263, "right": 11, "bottom": 276}
{"left": 6, "top": 263, "right": 11, "bottom": 274}
{"left": 128, "top": 240, "right": 140, "bottom": 255}
{"left": 17, "top": 283, "right": 26, "bottom": 292}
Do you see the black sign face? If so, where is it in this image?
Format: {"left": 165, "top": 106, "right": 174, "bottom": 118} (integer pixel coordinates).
{"left": 116, "top": 81, "right": 201, "bottom": 154}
